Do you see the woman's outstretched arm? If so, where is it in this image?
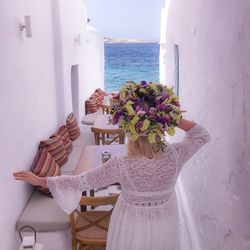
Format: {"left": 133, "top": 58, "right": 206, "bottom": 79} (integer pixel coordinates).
{"left": 13, "top": 171, "right": 47, "bottom": 187}
{"left": 13, "top": 156, "right": 121, "bottom": 214}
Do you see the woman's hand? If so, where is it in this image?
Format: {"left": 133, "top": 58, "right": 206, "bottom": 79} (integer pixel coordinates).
{"left": 13, "top": 171, "right": 47, "bottom": 187}
{"left": 178, "top": 118, "right": 196, "bottom": 132}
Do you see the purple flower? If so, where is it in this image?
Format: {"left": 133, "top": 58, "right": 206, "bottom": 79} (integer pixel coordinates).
{"left": 161, "top": 92, "right": 169, "bottom": 101}
{"left": 149, "top": 107, "right": 157, "bottom": 115}
{"left": 156, "top": 116, "right": 169, "bottom": 125}
{"left": 113, "top": 94, "right": 120, "bottom": 100}
{"left": 135, "top": 105, "right": 141, "bottom": 112}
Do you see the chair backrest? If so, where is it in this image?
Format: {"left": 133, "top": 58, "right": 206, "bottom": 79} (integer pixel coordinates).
{"left": 101, "top": 104, "right": 110, "bottom": 114}
{"left": 70, "top": 194, "right": 119, "bottom": 248}
{"left": 91, "top": 127, "right": 125, "bottom": 145}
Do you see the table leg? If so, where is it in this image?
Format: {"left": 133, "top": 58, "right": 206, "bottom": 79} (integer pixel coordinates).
{"left": 80, "top": 191, "right": 87, "bottom": 212}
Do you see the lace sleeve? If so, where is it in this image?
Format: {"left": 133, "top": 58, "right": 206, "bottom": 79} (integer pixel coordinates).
{"left": 47, "top": 156, "right": 120, "bottom": 214}
{"left": 173, "top": 124, "right": 211, "bottom": 173}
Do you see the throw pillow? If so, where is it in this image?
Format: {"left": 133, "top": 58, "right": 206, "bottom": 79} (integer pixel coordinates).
{"left": 96, "top": 88, "right": 106, "bottom": 96}
{"left": 51, "top": 125, "right": 73, "bottom": 155}
{"left": 31, "top": 148, "right": 60, "bottom": 197}
{"left": 39, "top": 135, "right": 68, "bottom": 167}
{"left": 85, "top": 98, "right": 97, "bottom": 114}
{"left": 93, "top": 92, "right": 103, "bottom": 108}
{"left": 66, "top": 113, "right": 80, "bottom": 140}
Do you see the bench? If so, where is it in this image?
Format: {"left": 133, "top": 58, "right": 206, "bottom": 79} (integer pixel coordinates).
{"left": 16, "top": 129, "right": 94, "bottom": 249}
{"left": 81, "top": 90, "right": 114, "bottom": 126}
{"left": 81, "top": 108, "right": 103, "bottom": 125}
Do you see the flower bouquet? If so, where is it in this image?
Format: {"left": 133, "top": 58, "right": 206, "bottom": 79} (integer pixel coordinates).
{"left": 109, "top": 81, "right": 183, "bottom": 144}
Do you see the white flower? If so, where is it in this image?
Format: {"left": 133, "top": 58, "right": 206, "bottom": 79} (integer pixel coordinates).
{"left": 137, "top": 110, "right": 146, "bottom": 115}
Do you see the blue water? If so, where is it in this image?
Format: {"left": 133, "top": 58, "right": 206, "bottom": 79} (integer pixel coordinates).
{"left": 104, "top": 43, "right": 160, "bottom": 92}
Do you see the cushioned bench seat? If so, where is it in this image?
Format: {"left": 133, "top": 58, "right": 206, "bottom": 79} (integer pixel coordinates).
{"left": 17, "top": 191, "right": 69, "bottom": 232}
{"left": 81, "top": 109, "right": 102, "bottom": 125}
{"left": 17, "top": 130, "right": 95, "bottom": 236}
{"left": 60, "top": 147, "right": 83, "bottom": 174}
{"left": 60, "top": 131, "right": 95, "bottom": 174}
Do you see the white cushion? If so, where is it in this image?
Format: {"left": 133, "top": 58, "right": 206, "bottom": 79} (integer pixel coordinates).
{"left": 17, "top": 191, "right": 69, "bottom": 232}
{"left": 60, "top": 146, "right": 83, "bottom": 174}
{"left": 81, "top": 109, "right": 102, "bottom": 125}
{"left": 72, "top": 131, "right": 95, "bottom": 147}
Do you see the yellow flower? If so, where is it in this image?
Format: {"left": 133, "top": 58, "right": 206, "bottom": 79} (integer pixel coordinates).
{"left": 148, "top": 132, "right": 156, "bottom": 143}
{"left": 139, "top": 88, "right": 147, "bottom": 93}
{"left": 167, "top": 127, "right": 175, "bottom": 136}
{"left": 124, "top": 102, "right": 135, "bottom": 116}
{"left": 131, "top": 115, "right": 140, "bottom": 125}
{"left": 164, "top": 95, "right": 177, "bottom": 104}
{"left": 141, "top": 119, "right": 150, "bottom": 131}
{"left": 130, "top": 133, "right": 139, "bottom": 141}
{"left": 128, "top": 123, "right": 136, "bottom": 134}
{"left": 149, "top": 83, "right": 157, "bottom": 91}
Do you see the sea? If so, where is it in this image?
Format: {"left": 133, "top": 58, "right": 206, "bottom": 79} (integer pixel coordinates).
{"left": 104, "top": 42, "right": 160, "bottom": 92}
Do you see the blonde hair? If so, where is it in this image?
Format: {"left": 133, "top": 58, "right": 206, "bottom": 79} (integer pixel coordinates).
{"left": 127, "top": 136, "right": 162, "bottom": 159}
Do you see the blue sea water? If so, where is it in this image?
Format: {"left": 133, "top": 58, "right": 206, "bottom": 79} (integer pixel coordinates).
{"left": 104, "top": 43, "right": 160, "bottom": 92}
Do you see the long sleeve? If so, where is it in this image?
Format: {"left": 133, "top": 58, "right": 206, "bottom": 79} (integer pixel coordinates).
{"left": 172, "top": 124, "right": 211, "bottom": 173}
{"left": 47, "top": 156, "right": 120, "bottom": 214}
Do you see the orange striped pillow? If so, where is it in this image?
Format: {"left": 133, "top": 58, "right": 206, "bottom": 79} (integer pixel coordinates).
{"left": 51, "top": 125, "right": 73, "bottom": 155}
{"left": 96, "top": 88, "right": 106, "bottom": 96}
{"left": 66, "top": 113, "right": 80, "bottom": 141}
{"left": 39, "top": 135, "right": 68, "bottom": 167}
{"left": 85, "top": 98, "right": 97, "bottom": 114}
{"left": 31, "top": 149, "right": 60, "bottom": 197}
{"left": 93, "top": 92, "right": 104, "bottom": 108}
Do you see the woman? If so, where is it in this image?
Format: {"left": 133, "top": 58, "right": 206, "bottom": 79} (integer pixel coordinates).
{"left": 13, "top": 82, "right": 210, "bottom": 250}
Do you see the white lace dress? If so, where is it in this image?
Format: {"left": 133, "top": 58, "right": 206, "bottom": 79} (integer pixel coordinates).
{"left": 47, "top": 124, "right": 210, "bottom": 250}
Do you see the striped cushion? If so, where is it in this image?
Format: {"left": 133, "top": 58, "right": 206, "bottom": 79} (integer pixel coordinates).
{"left": 51, "top": 125, "right": 73, "bottom": 155}
{"left": 31, "top": 149, "right": 60, "bottom": 197}
{"left": 93, "top": 92, "right": 104, "bottom": 108}
{"left": 39, "top": 135, "right": 68, "bottom": 167}
{"left": 85, "top": 98, "right": 97, "bottom": 114}
{"left": 96, "top": 88, "right": 106, "bottom": 96}
{"left": 66, "top": 113, "right": 80, "bottom": 141}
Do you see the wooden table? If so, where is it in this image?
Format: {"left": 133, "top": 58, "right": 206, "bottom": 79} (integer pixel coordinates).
{"left": 74, "top": 144, "right": 126, "bottom": 175}
{"left": 75, "top": 144, "right": 126, "bottom": 211}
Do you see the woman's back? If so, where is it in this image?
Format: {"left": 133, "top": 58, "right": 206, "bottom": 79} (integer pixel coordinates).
{"left": 118, "top": 146, "right": 178, "bottom": 192}
{"left": 118, "top": 124, "right": 210, "bottom": 193}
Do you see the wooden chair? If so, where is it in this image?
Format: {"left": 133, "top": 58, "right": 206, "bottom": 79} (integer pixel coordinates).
{"left": 70, "top": 194, "right": 119, "bottom": 250}
{"left": 91, "top": 127, "right": 125, "bottom": 145}
{"left": 101, "top": 104, "right": 110, "bottom": 114}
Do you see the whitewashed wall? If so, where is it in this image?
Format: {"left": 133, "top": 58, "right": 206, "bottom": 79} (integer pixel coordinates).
{"left": 0, "top": 0, "right": 103, "bottom": 249}
{"left": 81, "top": 24, "right": 105, "bottom": 115}
{"left": 162, "top": 0, "right": 250, "bottom": 249}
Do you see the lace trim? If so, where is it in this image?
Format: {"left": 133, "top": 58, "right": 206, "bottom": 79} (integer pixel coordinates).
{"left": 117, "top": 195, "right": 174, "bottom": 218}
{"left": 47, "top": 174, "right": 90, "bottom": 193}
{"left": 186, "top": 124, "right": 211, "bottom": 142}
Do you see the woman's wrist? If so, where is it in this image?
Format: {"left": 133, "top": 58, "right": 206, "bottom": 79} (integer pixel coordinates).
{"left": 38, "top": 176, "right": 48, "bottom": 188}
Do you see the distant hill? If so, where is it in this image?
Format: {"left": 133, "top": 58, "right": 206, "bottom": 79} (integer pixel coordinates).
{"left": 104, "top": 37, "right": 158, "bottom": 44}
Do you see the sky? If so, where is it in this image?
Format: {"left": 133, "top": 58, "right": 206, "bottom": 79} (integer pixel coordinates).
{"left": 87, "top": 0, "right": 166, "bottom": 41}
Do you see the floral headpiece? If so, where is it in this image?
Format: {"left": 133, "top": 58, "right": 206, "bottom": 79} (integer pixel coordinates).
{"left": 110, "top": 81, "right": 183, "bottom": 144}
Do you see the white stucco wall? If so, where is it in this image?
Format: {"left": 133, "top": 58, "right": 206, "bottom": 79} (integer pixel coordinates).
{"left": 0, "top": 1, "right": 58, "bottom": 249}
{"left": 56, "top": 0, "right": 104, "bottom": 119}
{"left": 0, "top": 0, "right": 103, "bottom": 249}
{"left": 81, "top": 24, "right": 105, "bottom": 115}
{"left": 162, "top": 0, "right": 250, "bottom": 249}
